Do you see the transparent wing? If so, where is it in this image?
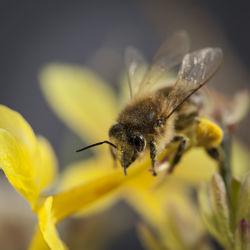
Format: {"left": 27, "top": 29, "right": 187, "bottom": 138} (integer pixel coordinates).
{"left": 125, "top": 47, "right": 148, "bottom": 99}
{"left": 165, "top": 47, "right": 223, "bottom": 118}
{"left": 136, "top": 31, "right": 190, "bottom": 95}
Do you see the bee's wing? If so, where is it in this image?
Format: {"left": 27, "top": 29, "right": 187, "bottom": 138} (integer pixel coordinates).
{"left": 136, "top": 31, "right": 190, "bottom": 95}
{"left": 125, "top": 47, "right": 148, "bottom": 99}
{"left": 165, "top": 47, "right": 223, "bottom": 118}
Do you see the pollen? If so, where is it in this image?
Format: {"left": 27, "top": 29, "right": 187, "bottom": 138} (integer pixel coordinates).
{"left": 196, "top": 118, "right": 223, "bottom": 148}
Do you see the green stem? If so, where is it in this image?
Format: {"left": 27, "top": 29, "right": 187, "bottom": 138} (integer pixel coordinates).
{"left": 220, "top": 131, "right": 232, "bottom": 201}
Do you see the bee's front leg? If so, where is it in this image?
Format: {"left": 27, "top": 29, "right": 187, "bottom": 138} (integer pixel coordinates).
{"left": 166, "top": 135, "right": 187, "bottom": 174}
{"left": 149, "top": 141, "right": 157, "bottom": 176}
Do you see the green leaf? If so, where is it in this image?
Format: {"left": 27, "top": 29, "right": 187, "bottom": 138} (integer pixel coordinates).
{"left": 236, "top": 172, "right": 250, "bottom": 224}
{"left": 210, "top": 172, "right": 234, "bottom": 248}
{"left": 198, "top": 182, "right": 222, "bottom": 244}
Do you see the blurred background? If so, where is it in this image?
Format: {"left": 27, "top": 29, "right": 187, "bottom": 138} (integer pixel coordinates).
{"left": 0, "top": 0, "right": 249, "bottom": 249}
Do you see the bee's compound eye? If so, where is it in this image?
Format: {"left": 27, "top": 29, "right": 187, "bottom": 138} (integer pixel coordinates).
{"left": 133, "top": 134, "right": 145, "bottom": 152}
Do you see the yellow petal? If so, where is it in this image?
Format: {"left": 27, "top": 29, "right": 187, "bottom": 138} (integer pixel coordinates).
{"left": 29, "top": 229, "right": 50, "bottom": 250}
{"left": 124, "top": 170, "right": 193, "bottom": 231}
{"left": 58, "top": 158, "right": 120, "bottom": 217}
{"left": 132, "top": 175, "right": 207, "bottom": 250}
{"left": 35, "top": 136, "right": 58, "bottom": 192}
{"left": 124, "top": 186, "right": 166, "bottom": 229}
{"left": 35, "top": 196, "right": 67, "bottom": 250}
{"left": 0, "top": 105, "right": 37, "bottom": 157}
{"left": 58, "top": 158, "right": 112, "bottom": 191}
{"left": 52, "top": 170, "right": 124, "bottom": 223}
{"left": 52, "top": 157, "right": 153, "bottom": 222}
{"left": 0, "top": 106, "right": 57, "bottom": 207}
{"left": 0, "top": 129, "right": 39, "bottom": 208}
{"left": 171, "top": 148, "right": 217, "bottom": 183}
{"left": 40, "top": 64, "right": 117, "bottom": 143}
{"left": 57, "top": 151, "right": 158, "bottom": 218}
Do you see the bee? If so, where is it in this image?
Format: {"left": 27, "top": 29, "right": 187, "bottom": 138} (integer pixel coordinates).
{"left": 77, "top": 31, "right": 223, "bottom": 176}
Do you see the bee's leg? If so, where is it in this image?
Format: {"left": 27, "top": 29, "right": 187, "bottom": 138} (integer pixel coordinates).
{"left": 167, "top": 135, "right": 187, "bottom": 174}
{"left": 206, "top": 147, "right": 220, "bottom": 161}
{"left": 149, "top": 141, "right": 157, "bottom": 176}
{"left": 206, "top": 146, "right": 226, "bottom": 178}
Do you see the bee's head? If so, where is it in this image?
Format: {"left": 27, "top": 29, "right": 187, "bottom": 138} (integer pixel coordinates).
{"left": 109, "top": 123, "right": 146, "bottom": 175}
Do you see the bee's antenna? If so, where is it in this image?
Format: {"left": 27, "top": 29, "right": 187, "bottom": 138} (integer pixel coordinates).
{"left": 76, "top": 141, "right": 117, "bottom": 152}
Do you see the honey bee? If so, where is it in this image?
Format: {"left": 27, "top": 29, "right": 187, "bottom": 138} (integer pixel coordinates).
{"left": 77, "top": 31, "right": 223, "bottom": 176}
